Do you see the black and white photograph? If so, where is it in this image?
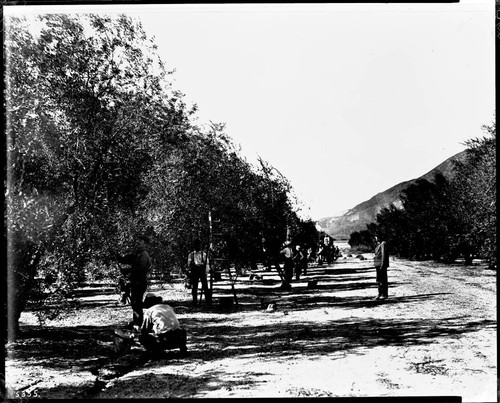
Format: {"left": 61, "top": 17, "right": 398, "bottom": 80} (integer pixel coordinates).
{"left": 3, "top": 1, "right": 496, "bottom": 400}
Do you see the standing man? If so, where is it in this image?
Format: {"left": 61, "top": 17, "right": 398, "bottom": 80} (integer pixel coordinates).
{"left": 187, "top": 238, "right": 212, "bottom": 306}
{"left": 373, "top": 235, "right": 389, "bottom": 300}
{"left": 262, "top": 235, "right": 282, "bottom": 274}
{"left": 115, "top": 235, "right": 151, "bottom": 328}
{"left": 279, "top": 241, "right": 294, "bottom": 290}
{"left": 293, "top": 244, "right": 307, "bottom": 280}
{"left": 261, "top": 237, "right": 271, "bottom": 271}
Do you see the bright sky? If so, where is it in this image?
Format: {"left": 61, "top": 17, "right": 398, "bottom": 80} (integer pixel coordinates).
{"left": 6, "top": 2, "right": 495, "bottom": 220}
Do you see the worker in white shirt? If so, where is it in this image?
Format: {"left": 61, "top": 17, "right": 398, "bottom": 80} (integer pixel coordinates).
{"left": 138, "top": 294, "right": 187, "bottom": 357}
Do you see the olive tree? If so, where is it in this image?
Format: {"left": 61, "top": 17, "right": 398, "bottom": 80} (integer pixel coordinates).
{"left": 5, "top": 13, "right": 188, "bottom": 339}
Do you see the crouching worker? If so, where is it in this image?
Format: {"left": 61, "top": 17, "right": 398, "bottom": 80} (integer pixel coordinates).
{"left": 139, "top": 294, "right": 187, "bottom": 358}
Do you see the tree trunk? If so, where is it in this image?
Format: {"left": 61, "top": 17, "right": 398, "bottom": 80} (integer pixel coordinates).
{"left": 7, "top": 244, "right": 43, "bottom": 342}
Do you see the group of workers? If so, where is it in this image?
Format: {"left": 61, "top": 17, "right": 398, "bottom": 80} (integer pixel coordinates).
{"left": 112, "top": 235, "right": 212, "bottom": 358}
{"left": 316, "top": 236, "right": 342, "bottom": 266}
{"left": 113, "top": 233, "right": 389, "bottom": 359}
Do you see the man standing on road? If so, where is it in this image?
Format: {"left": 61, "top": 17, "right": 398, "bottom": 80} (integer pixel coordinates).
{"left": 187, "top": 238, "right": 212, "bottom": 306}
{"left": 115, "top": 235, "right": 151, "bottom": 328}
{"left": 373, "top": 235, "right": 389, "bottom": 300}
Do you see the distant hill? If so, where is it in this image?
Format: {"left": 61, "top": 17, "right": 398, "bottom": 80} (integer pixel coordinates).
{"left": 317, "top": 151, "right": 467, "bottom": 239}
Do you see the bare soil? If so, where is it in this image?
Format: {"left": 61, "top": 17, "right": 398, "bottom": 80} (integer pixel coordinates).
{"left": 4, "top": 250, "right": 497, "bottom": 401}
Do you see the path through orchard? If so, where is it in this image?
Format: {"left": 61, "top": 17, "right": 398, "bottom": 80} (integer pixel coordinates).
{"left": 4, "top": 251, "right": 497, "bottom": 401}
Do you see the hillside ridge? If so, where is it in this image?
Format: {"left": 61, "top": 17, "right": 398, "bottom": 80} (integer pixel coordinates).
{"left": 318, "top": 150, "right": 466, "bottom": 239}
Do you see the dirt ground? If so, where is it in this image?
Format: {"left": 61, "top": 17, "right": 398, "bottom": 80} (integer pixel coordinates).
{"left": 4, "top": 246, "right": 497, "bottom": 401}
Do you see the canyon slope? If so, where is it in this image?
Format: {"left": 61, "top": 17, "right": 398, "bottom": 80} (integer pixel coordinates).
{"left": 317, "top": 151, "right": 466, "bottom": 239}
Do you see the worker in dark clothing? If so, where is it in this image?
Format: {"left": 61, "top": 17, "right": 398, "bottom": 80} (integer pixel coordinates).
{"left": 279, "top": 241, "right": 294, "bottom": 290}
{"left": 293, "top": 244, "right": 308, "bottom": 280}
{"left": 373, "top": 235, "right": 390, "bottom": 300}
{"left": 187, "top": 238, "right": 212, "bottom": 306}
{"left": 115, "top": 235, "right": 151, "bottom": 328}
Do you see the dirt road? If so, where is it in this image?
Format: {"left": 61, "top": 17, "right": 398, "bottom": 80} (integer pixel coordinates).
{"left": 4, "top": 254, "right": 497, "bottom": 401}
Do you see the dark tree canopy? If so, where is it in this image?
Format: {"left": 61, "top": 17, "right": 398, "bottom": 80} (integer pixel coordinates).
{"left": 5, "top": 14, "right": 316, "bottom": 340}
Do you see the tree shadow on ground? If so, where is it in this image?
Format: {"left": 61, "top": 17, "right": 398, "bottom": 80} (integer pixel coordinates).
{"left": 32, "top": 370, "right": 206, "bottom": 399}
{"left": 26, "top": 295, "right": 125, "bottom": 311}
{"left": 310, "top": 267, "right": 374, "bottom": 276}
{"left": 178, "top": 261, "right": 457, "bottom": 316}
{"left": 9, "top": 260, "right": 495, "bottom": 398}
{"left": 215, "top": 269, "right": 376, "bottom": 296}
{"left": 95, "top": 371, "right": 210, "bottom": 398}
{"left": 207, "top": 280, "right": 380, "bottom": 312}
{"left": 199, "top": 291, "right": 457, "bottom": 316}
{"left": 9, "top": 307, "right": 494, "bottom": 392}
{"left": 71, "top": 287, "right": 116, "bottom": 297}
{"left": 6, "top": 325, "right": 117, "bottom": 370}
{"left": 181, "top": 316, "right": 496, "bottom": 363}
{"left": 324, "top": 275, "right": 376, "bottom": 283}
{"left": 95, "top": 367, "right": 271, "bottom": 398}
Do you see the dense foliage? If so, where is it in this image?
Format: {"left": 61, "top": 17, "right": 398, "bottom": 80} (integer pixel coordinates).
{"left": 349, "top": 122, "right": 496, "bottom": 266}
{"left": 4, "top": 14, "right": 315, "bottom": 340}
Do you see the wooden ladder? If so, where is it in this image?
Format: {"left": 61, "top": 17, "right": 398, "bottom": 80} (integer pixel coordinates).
{"left": 208, "top": 210, "right": 239, "bottom": 306}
